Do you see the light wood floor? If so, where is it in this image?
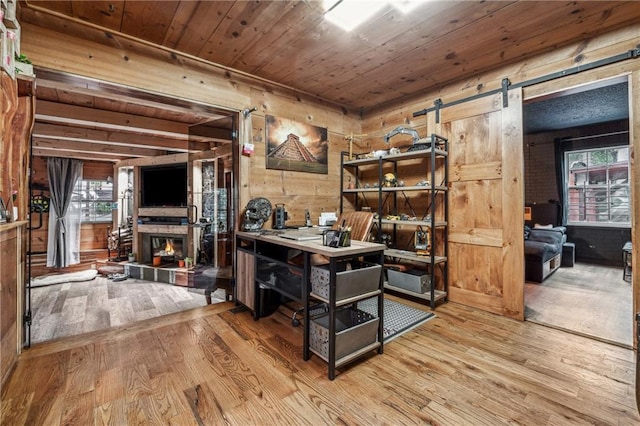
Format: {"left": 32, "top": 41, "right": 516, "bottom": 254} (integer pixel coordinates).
{"left": 525, "top": 262, "right": 632, "bottom": 347}
{"left": 2, "top": 297, "right": 638, "bottom": 425}
{"left": 29, "top": 276, "right": 227, "bottom": 344}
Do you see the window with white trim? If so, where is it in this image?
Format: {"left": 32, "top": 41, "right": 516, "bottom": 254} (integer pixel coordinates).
{"left": 72, "top": 180, "right": 114, "bottom": 223}
{"left": 565, "top": 146, "right": 630, "bottom": 226}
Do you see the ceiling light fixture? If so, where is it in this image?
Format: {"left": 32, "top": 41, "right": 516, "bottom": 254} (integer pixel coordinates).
{"left": 323, "top": 0, "right": 388, "bottom": 32}
{"left": 323, "top": 0, "right": 429, "bottom": 31}
{"left": 392, "top": 0, "right": 429, "bottom": 14}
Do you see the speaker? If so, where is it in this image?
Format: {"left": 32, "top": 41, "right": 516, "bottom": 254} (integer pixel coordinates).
{"left": 274, "top": 204, "right": 287, "bottom": 229}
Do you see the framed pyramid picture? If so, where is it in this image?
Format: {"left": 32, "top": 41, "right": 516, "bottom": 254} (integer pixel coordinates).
{"left": 266, "top": 115, "right": 328, "bottom": 174}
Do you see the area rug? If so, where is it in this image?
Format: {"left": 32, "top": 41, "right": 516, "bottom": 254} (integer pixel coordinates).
{"left": 357, "top": 297, "right": 435, "bottom": 343}
{"left": 30, "top": 269, "right": 98, "bottom": 288}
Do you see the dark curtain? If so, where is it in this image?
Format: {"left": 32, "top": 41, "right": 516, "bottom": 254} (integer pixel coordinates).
{"left": 553, "top": 137, "right": 568, "bottom": 225}
{"left": 47, "top": 157, "right": 83, "bottom": 268}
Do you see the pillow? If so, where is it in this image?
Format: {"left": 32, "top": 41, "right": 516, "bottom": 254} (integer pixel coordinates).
{"left": 534, "top": 223, "right": 553, "bottom": 229}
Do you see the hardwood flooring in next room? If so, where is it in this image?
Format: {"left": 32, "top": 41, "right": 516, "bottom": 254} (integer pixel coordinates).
{"left": 29, "top": 276, "right": 227, "bottom": 344}
{"left": 525, "top": 262, "right": 632, "bottom": 347}
{"left": 2, "top": 299, "right": 638, "bottom": 424}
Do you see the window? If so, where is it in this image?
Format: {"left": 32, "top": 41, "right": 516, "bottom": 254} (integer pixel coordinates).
{"left": 566, "top": 146, "right": 630, "bottom": 226}
{"left": 72, "top": 180, "right": 113, "bottom": 223}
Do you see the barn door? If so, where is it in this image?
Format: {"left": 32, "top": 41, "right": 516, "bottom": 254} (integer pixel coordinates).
{"left": 439, "top": 88, "right": 524, "bottom": 319}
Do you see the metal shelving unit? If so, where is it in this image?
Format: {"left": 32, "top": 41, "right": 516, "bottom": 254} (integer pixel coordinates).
{"left": 340, "top": 134, "right": 449, "bottom": 309}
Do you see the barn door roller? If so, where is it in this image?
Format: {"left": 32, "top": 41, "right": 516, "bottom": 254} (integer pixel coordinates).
{"left": 502, "top": 78, "right": 511, "bottom": 108}
{"left": 434, "top": 98, "right": 443, "bottom": 123}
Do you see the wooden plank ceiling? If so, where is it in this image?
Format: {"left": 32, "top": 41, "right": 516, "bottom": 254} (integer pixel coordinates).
{"left": 19, "top": 0, "right": 640, "bottom": 162}
{"left": 29, "top": 68, "right": 234, "bottom": 162}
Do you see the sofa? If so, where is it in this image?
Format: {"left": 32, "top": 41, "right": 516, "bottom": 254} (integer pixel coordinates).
{"left": 524, "top": 225, "right": 565, "bottom": 282}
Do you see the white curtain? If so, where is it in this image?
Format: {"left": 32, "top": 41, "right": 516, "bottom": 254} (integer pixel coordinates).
{"left": 46, "top": 158, "right": 83, "bottom": 268}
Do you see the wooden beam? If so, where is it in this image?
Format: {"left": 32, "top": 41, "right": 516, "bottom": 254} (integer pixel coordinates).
{"left": 36, "top": 100, "right": 191, "bottom": 138}
{"left": 34, "top": 68, "right": 231, "bottom": 119}
{"left": 115, "top": 153, "right": 189, "bottom": 168}
{"left": 32, "top": 123, "right": 205, "bottom": 152}
{"left": 189, "top": 122, "right": 234, "bottom": 142}
{"left": 32, "top": 145, "right": 129, "bottom": 159}
{"left": 188, "top": 143, "right": 233, "bottom": 162}
{"left": 31, "top": 148, "right": 124, "bottom": 162}
{"left": 32, "top": 137, "right": 166, "bottom": 158}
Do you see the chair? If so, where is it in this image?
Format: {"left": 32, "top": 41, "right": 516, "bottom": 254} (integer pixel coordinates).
{"left": 292, "top": 211, "right": 375, "bottom": 267}
{"left": 334, "top": 211, "right": 375, "bottom": 241}
{"left": 196, "top": 266, "right": 234, "bottom": 304}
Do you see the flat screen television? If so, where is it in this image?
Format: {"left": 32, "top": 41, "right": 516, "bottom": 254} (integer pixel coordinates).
{"left": 140, "top": 163, "right": 188, "bottom": 207}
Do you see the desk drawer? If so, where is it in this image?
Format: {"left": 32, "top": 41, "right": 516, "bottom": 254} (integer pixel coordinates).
{"left": 311, "top": 261, "right": 381, "bottom": 302}
{"left": 310, "top": 307, "right": 379, "bottom": 361}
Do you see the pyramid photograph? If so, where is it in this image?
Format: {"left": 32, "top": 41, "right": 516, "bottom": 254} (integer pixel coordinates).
{"left": 266, "top": 115, "right": 328, "bottom": 174}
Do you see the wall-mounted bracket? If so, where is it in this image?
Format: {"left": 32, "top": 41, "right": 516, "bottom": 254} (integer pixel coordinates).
{"left": 242, "top": 106, "right": 257, "bottom": 118}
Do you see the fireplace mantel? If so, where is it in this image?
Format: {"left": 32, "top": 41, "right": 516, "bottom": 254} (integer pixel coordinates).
{"left": 138, "top": 207, "right": 188, "bottom": 217}
{"left": 138, "top": 224, "right": 188, "bottom": 235}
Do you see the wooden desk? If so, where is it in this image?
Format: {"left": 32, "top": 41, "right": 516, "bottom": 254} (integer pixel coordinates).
{"left": 237, "top": 230, "right": 385, "bottom": 260}
{"left": 236, "top": 230, "right": 385, "bottom": 379}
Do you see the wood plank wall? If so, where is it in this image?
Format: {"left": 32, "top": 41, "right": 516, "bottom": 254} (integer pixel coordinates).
{"left": 244, "top": 106, "right": 357, "bottom": 227}
{"left": 1, "top": 74, "right": 18, "bottom": 216}
{"left": 19, "top": 22, "right": 640, "bottom": 327}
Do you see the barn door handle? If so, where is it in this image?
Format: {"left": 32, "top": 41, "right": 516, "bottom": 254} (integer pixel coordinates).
{"left": 188, "top": 204, "right": 198, "bottom": 225}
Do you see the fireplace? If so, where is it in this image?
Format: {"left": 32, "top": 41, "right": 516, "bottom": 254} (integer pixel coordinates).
{"left": 141, "top": 233, "right": 188, "bottom": 265}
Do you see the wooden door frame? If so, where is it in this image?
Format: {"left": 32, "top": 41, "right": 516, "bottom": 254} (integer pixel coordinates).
{"left": 25, "top": 70, "right": 240, "bottom": 345}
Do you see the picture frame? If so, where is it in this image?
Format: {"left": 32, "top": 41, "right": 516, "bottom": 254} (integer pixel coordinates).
{"left": 265, "top": 115, "right": 328, "bottom": 174}
{"left": 0, "top": 197, "right": 6, "bottom": 223}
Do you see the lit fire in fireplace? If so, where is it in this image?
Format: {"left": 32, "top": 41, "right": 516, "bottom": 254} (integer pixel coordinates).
{"left": 164, "top": 239, "right": 175, "bottom": 255}
{"left": 156, "top": 239, "right": 175, "bottom": 256}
